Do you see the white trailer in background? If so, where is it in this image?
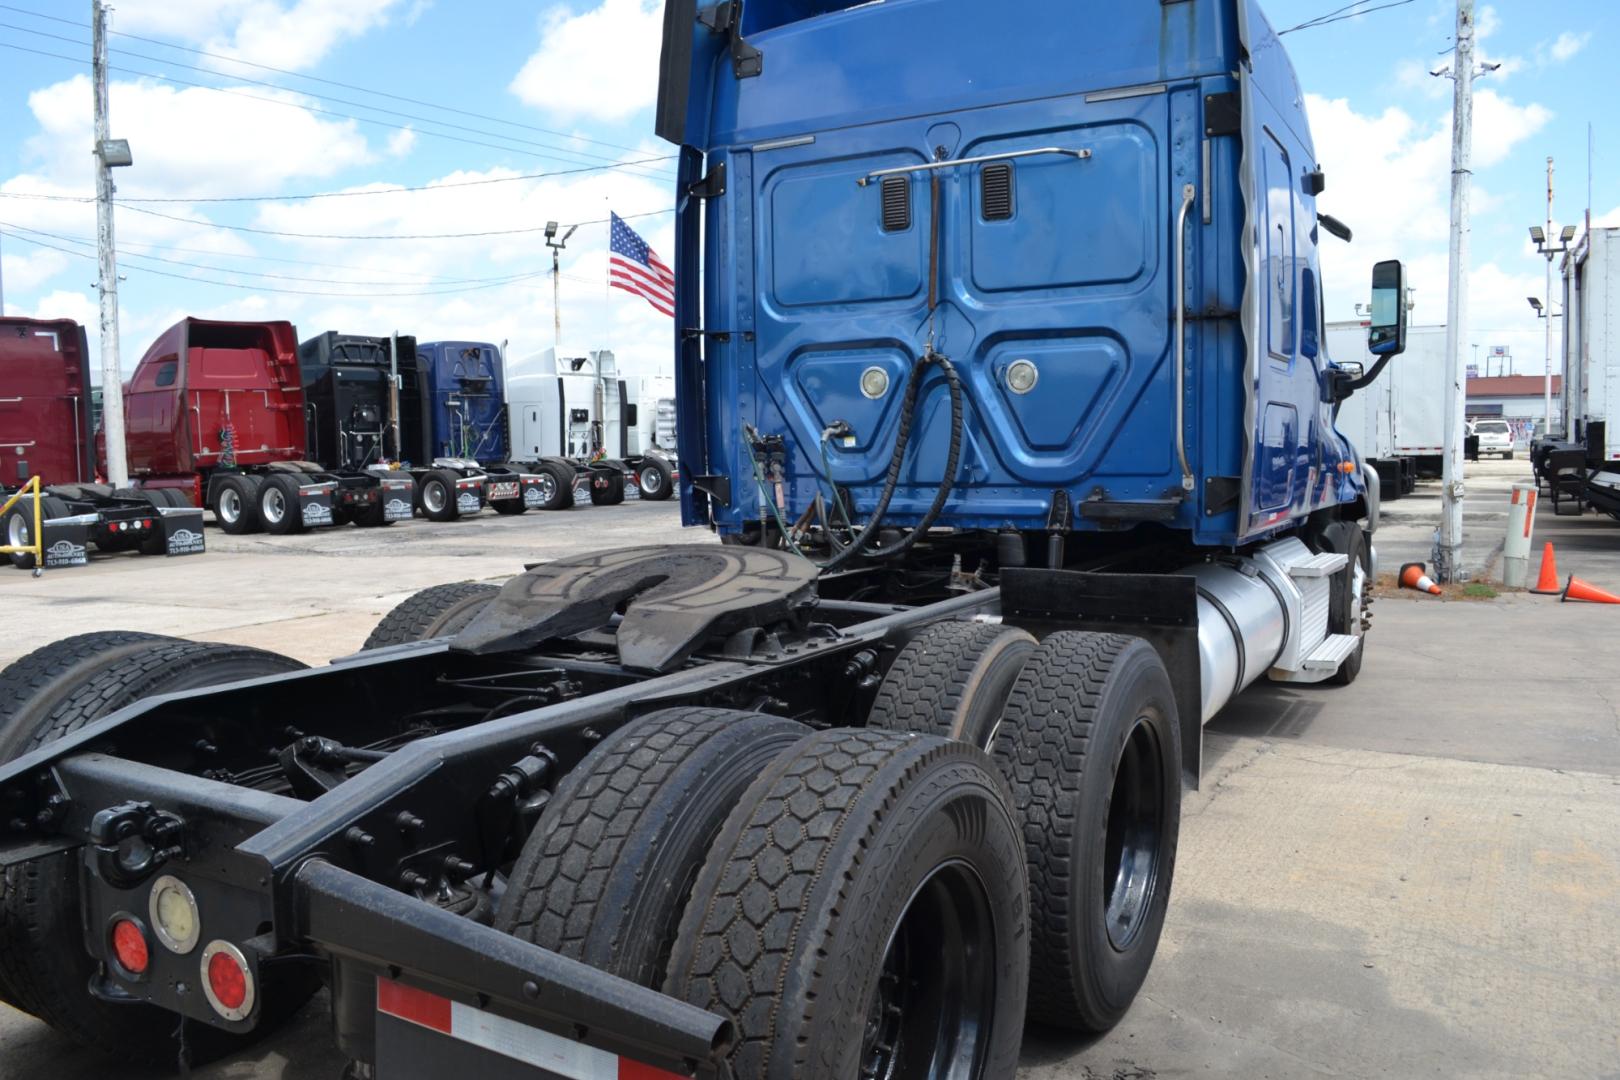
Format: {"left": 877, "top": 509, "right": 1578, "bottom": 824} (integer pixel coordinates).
{"left": 1328, "top": 322, "right": 1449, "bottom": 496}
{"left": 506, "top": 348, "right": 678, "bottom": 507}
{"left": 1547, "top": 227, "right": 1620, "bottom": 516}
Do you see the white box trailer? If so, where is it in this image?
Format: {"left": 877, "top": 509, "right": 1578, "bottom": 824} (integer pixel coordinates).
{"left": 1327, "top": 322, "right": 1450, "bottom": 495}
{"left": 1551, "top": 226, "right": 1620, "bottom": 515}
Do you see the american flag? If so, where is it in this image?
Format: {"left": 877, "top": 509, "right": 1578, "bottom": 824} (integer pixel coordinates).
{"left": 608, "top": 212, "right": 675, "bottom": 317}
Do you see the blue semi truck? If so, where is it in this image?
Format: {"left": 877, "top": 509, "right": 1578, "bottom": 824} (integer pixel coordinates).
{"left": 0, "top": 3, "right": 1404, "bottom": 1078}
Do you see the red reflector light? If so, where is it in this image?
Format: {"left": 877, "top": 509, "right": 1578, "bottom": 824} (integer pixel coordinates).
{"left": 142, "top": 519, "right": 153, "bottom": 529}
{"left": 207, "top": 949, "right": 248, "bottom": 1011}
{"left": 111, "top": 918, "right": 149, "bottom": 974}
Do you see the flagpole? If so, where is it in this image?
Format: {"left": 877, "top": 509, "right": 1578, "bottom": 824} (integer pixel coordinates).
{"left": 604, "top": 195, "right": 613, "bottom": 359}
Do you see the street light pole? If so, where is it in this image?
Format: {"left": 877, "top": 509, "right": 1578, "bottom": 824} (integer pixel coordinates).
{"left": 1543, "top": 158, "right": 1554, "bottom": 433}
{"left": 544, "top": 221, "right": 579, "bottom": 353}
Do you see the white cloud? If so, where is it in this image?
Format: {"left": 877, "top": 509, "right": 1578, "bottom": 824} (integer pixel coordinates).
{"left": 112, "top": 0, "right": 410, "bottom": 72}
{"left": 386, "top": 127, "right": 418, "bottom": 158}
{"left": 1306, "top": 89, "right": 1550, "bottom": 354}
{"left": 22, "top": 76, "right": 373, "bottom": 198}
{"left": 0, "top": 247, "right": 69, "bottom": 297}
{"left": 509, "top": 0, "right": 664, "bottom": 123}
{"left": 1596, "top": 206, "right": 1620, "bottom": 228}
{"left": 1543, "top": 31, "right": 1590, "bottom": 65}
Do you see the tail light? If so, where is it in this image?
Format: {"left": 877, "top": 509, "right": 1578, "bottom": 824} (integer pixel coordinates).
{"left": 110, "top": 916, "right": 150, "bottom": 976}
{"left": 201, "top": 941, "right": 255, "bottom": 1020}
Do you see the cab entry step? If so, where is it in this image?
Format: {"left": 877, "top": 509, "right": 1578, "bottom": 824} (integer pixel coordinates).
{"left": 376, "top": 978, "right": 682, "bottom": 1080}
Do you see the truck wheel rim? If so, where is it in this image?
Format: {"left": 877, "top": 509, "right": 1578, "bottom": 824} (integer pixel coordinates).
{"left": 1103, "top": 717, "right": 1164, "bottom": 952}
{"left": 639, "top": 466, "right": 662, "bottom": 494}
{"left": 537, "top": 474, "right": 556, "bottom": 503}
{"left": 424, "top": 483, "right": 446, "bottom": 513}
{"left": 262, "top": 487, "right": 286, "bottom": 525}
{"left": 6, "top": 513, "right": 27, "bottom": 548}
{"left": 861, "top": 859, "right": 996, "bottom": 1079}
{"left": 218, "top": 488, "right": 241, "bottom": 524}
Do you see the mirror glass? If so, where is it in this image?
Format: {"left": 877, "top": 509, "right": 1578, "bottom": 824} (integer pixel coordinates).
{"left": 1368, "top": 260, "right": 1406, "bottom": 356}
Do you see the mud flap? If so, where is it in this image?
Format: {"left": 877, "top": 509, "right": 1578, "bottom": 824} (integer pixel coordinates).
{"left": 158, "top": 507, "right": 207, "bottom": 556}
{"left": 40, "top": 514, "right": 93, "bottom": 567}
{"left": 520, "top": 475, "right": 548, "bottom": 509}
{"left": 299, "top": 482, "right": 338, "bottom": 527}
{"left": 380, "top": 477, "right": 416, "bottom": 522}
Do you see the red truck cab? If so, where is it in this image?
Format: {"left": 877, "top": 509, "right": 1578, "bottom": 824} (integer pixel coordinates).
{"left": 125, "top": 318, "right": 305, "bottom": 477}
{"left": 0, "top": 317, "right": 95, "bottom": 487}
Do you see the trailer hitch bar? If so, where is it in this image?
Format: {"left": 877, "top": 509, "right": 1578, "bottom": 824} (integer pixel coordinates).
{"left": 856, "top": 146, "right": 1091, "bottom": 185}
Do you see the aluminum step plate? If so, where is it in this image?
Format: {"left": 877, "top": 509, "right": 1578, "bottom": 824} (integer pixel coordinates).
{"left": 1284, "top": 552, "right": 1349, "bottom": 579}
{"left": 449, "top": 546, "right": 818, "bottom": 673}
{"left": 1301, "top": 633, "right": 1359, "bottom": 671}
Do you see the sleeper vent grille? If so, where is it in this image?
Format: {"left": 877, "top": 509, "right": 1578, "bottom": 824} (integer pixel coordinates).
{"left": 981, "top": 162, "right": 1014, "bottom": 221}
{"left": 880, "top": 176, "right": 911, "bottom": 232}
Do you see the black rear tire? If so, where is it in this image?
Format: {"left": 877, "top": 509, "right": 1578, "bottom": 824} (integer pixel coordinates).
{"left": 588, "top": 469, "right": 626, "bottom": 506}
{"left": 868, "top": 621, "right": 1036, "bottom": 748}
{"left": 636, "top": 457, "right": 674, "bottom": 501}
{"left": 211, "top": 474, "right": 261, "bottom": 534}
{"left": 418, "top": 469, "right": 461, "bottom": 522}
{"left": 495, "top": 707, "right": 809, "bottom": 989}
{"left": 665, "top": 728, "right": 1029, "bottom": 1079}
{"left": 362, "top": 582, "right": 501, "bottom": 649}
{"left": 4, "top": 494, "right": 71, "bottom": 570}
{"left": 530, "top": 462, "right": 573, "bottom": 510}
{"left": 258, "top": 474, "right": 304, "bottom": 534}
{"left": 0, "top": 639, "right": 315, "bottom": 1064}
{"left": 991, "top": 631, "right": 1181, "bottom": 1033}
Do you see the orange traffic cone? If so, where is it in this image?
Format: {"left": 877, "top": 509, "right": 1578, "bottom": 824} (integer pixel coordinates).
{"left": 1529, "top": 543, "right": 1562, "bottom": 594}
{"left": 1399, "top": 562, "right": 1443, "bottom": 595}
{"left": 1561, "top": 576, "right": 1620, "bottom": 604}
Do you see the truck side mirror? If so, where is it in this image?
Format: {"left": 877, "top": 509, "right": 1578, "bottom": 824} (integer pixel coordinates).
{"left": 1368, "top": 260, "right": 1407, "bottom": 357}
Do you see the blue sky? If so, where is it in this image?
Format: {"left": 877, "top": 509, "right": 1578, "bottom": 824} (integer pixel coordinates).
{"left": 0, "top": 0, "right": 1614, "bottom": 381}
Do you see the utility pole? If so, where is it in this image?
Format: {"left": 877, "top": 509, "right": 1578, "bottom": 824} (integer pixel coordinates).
{"left": 1543, "top": 157, "right": 1555, "bottom": 433}
{"left": 92, "top": 0, "right": 132, "bottom": 486}
{"left": 1436, "top": 0, "right": 1475, "bottom": 584}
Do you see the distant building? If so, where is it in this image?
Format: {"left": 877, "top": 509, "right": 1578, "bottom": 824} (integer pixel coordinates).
{"left": 1466, "top": 375, "right": 1561, "bottom": 443}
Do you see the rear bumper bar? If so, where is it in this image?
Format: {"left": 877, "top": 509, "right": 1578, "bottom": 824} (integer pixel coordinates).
{"left": 294, "top": 860, "right": 731, "bottom": 1076}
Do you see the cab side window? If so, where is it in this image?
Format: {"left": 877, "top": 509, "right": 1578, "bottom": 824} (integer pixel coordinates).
{"left": 155, "top": 362, "right": 178, "bottom": 388}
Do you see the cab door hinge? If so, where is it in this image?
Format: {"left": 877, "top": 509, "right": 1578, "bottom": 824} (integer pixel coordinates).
{"left": 688, "top": 162, "right": 727, "bottom": 200}
{"left": 699, "top": 2, "right": 763, "bottom": 79}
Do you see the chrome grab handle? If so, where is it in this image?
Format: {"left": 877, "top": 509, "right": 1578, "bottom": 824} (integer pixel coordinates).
{"left": 856, "top": 147, "right": 1091, "bottom": 186}
{"left": 1174, "top": 182, "right": 1196, "bottom": 492}
{"left": 0, "top": 397, "right": 22, "bottom": 403}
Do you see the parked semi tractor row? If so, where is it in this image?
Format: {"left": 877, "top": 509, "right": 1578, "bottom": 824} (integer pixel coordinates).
{"left": 1, "top": 317, "right": 206, "bottom": 570}
{"left": 1537, "top": 226, "right": 1620, "bottom": 518}
{"left": 1, "top": 315, "right": 680, "bottom": 559}
{"left": 0, "top": 1, "right": 1409, "bottom": 1076}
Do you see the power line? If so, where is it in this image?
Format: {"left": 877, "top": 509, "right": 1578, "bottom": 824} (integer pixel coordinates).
{"left": 1278, "top": 0, "right": 1416, "bottom": 35}
{"left": 0, "top": 38, "right": 675, "bottom": 181}
{"left": 0, "top": 20, "right": 671, "bottom": 178}
{"left": 0, "top": 227, "right": 555, "bottom": 297}
{"left": 0, "top": 220, "right": 549, "bottom": 286}
{"left": 0, "top": 2, "right": 653, "bottom": 159}
{"left": 117, "top": 201, "right": 672, "bottom": 241}
{"left": 0, "top": 151, "right": 675, "bottom": 205}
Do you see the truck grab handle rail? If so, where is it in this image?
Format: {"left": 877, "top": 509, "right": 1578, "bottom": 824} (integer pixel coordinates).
{"left": 856, "top": 146, "right": 1090, "bottom": 185}
{"left": 1174, "top": 182, "right": 1196, "bottom": 492}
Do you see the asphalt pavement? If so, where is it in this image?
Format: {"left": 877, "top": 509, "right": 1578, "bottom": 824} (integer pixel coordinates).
{"left": 2, "top": 461, "right": 1616, "bottom": 1079}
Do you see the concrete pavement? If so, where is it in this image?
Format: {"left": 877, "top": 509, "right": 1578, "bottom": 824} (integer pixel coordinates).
{"left": 2, "top": 464, "right": 1617, "bottom": 1079}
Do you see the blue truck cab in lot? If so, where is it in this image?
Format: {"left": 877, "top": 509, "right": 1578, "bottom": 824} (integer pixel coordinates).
{"left": 663, "top": 0, "right": 1401, "bottom": 550}
{"left": 419, "top": 340, "right": 511, "bottom": 463}
{"left": 0, "top": 4, "right": 1408, "bottom": 1080}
